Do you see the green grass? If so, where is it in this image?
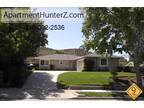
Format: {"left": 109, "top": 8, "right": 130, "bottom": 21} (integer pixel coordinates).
{"left": 77, "top": 92, "right": 126, "bottom": 97}
{"left": 117, "top": 72, "right": 136, "bottom": 77}
{"left": 57, "top": 72, "right": 136, "bottom": 88}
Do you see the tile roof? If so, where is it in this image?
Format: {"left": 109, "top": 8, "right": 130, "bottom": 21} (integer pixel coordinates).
{"left": 34, "top": 53, "right": 122, "bottom": 61}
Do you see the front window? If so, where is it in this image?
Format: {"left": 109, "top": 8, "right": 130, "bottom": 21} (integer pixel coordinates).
{"left": 100, "top": 58, "right": 108, "bottom": 66}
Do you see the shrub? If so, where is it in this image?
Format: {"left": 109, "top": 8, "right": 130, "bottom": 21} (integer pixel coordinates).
{"left": 123, "top": 66, "right": 134, "bottom": 72}
{"left": 140, "top": 92, "right": 144, "bottom": 98}
{"left": 34, "top": 64, "right": 39, "bottom": 70}
{"left": 117, "top": 66, "right": 123, "bottom": 72}
{"left": 140, "top": 66, "right": 144, "bottom": 73}
{"left": 2, "top": 63, "right": 32, "bottom": 88}
{"left": 56, "top": 81, "right": 69, "bottom": 89}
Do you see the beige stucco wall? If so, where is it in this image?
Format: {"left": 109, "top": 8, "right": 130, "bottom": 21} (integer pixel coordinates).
{"left": 77, "top": 58, "right": 84, "bottom": 71}
{"left": 39, "top": 60, "right": 76, "bottom": 70}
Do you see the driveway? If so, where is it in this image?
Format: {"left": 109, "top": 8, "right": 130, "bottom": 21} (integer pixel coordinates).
{"left": 33, "top": 70, "right": 67, "bottom": 82}
{"left": 0, "top": 70, "right": 78, "bottom": 100}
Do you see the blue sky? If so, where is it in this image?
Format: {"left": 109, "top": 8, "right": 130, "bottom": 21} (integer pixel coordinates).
{"left": 35, "top": 7, "right": 84, "bottom": 50}
{"left": 34, "top": 7, "right": 129, "bottom": 59}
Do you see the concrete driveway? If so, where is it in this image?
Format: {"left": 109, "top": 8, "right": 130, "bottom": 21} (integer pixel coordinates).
{"left": 33, "top": 70, "right": 67, "bottom": 82}
{"left": 0, "top": 70, "right": 78, "bottom": 100}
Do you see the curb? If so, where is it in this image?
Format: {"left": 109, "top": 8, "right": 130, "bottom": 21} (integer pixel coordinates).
{"left": 0, "top": 97, "right": 143, "bottom": 101}
{"left": 72, "top": 97, "right": 144, "bottom": 101}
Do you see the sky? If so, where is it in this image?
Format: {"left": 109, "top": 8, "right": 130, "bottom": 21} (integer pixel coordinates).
{"left": 34, "top": 7, "right": 84, "bottom": 50}
{"left": 33, "top": 7, "right": 129, "bottom": 59}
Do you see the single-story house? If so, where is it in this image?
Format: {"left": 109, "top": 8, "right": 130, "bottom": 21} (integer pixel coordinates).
{"left": 29, "top": 54, "right": 122, "bottom": 71}
{"left": 35, "top": 54, "right": 79, "bottom": 70}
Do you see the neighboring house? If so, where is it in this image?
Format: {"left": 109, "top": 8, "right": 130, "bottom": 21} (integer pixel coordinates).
{"left": 35, "top": 54, "right": 79, "bottom": 70}
{"left": 119, "top": 58, "right": 128, "bottom": 67}
{"left": 76, "top": 54, "right": 122, "bottom": 71}
{"left": 123, "top": 61, "right": 144, "bottom": 72}
{"left": 30, "top": 53, "right": 122, "bottom": 71}
{"left": 125, "top": 61, "right": 144, "bottom": 67}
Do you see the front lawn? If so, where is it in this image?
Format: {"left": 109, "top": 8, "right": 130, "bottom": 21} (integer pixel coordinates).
{"left": 57, "top": 72, "right": 136, "bottom": 88}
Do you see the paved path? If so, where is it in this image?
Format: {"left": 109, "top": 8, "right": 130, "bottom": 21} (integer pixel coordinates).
{"left": 0, "top": 70, "right": 78, "bottom": 100}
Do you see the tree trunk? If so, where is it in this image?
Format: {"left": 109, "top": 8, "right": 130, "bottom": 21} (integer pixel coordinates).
{"left": 134, "top": 60, "right": 143, "bottom": 91}
{"left": 132, "top": 19, "right": 143, "bottom": 91}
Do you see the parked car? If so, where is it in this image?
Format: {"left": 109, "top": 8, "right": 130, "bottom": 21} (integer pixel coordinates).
{"left": 26, "top": 64, "right": 36, "bottom": 70}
